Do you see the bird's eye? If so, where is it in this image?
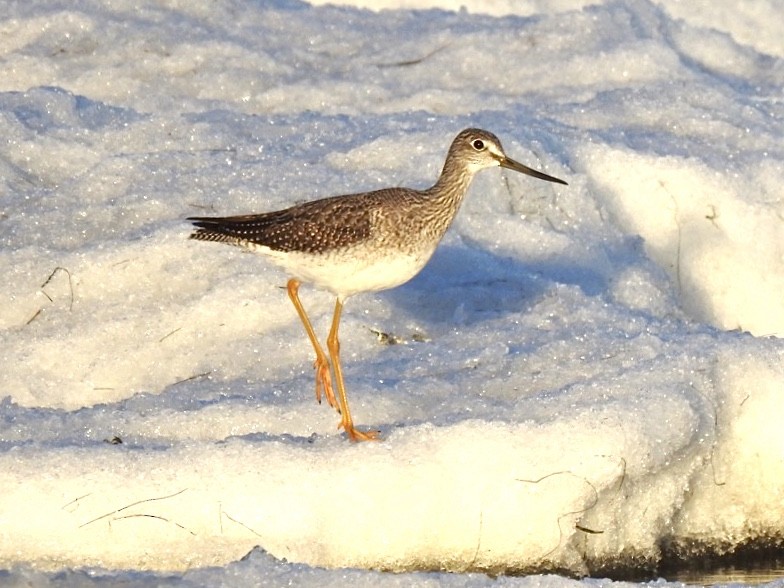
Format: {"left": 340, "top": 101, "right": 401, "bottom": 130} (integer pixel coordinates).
{"left": 472, "top": 139, "right": 485, "bottom": 151}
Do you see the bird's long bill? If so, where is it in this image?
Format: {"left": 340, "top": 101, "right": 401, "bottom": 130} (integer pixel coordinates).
{"left": 500, "top": 156, "right": 568, "bottom": 185}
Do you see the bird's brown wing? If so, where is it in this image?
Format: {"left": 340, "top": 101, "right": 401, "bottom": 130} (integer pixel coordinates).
{"left": 188, "top": 193, "right": 377, "bottom": 254}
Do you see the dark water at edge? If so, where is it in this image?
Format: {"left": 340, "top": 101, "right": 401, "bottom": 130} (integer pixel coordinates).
{"left": 664, "top": 567, "right": 784, "bottom": 586}
{"left": 573, "top": 544, "right": 784, "bottom": 586}
{"left": 636, "top": 549, "right": 784, "bottom": 586}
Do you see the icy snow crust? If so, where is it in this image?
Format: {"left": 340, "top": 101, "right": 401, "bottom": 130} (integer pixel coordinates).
{"left": 1, "top": 0, "right": 783, "bottom": 585}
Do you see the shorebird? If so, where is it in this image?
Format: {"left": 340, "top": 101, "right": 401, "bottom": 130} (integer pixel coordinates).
{"left": 188, "top": 128, "right": 567, "bottom": 441}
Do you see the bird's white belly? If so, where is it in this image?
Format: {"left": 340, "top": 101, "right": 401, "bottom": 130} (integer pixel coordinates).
{"left": 250, "top": 244, "right": 434, "bottom": 299}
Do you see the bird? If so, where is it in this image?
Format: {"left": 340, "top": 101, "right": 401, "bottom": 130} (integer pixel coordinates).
{"left": 188, "top": 128, "right": 567, "bottom": 441}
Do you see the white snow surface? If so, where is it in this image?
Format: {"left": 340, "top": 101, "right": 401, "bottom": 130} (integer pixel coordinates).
{"left": 1, "top": 0, "right": 783, "bottom": 586}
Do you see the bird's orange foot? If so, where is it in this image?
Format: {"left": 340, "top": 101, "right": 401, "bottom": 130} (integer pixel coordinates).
{"left": 314, "top": 357, "right": 340, "bottom": 413}
{"left": 341, "top": 421, "right": 381, "bottom": 442}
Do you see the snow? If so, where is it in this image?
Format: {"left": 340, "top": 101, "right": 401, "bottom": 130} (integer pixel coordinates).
{"left": 1, "top": 0, "right": 783, "bottom": 586}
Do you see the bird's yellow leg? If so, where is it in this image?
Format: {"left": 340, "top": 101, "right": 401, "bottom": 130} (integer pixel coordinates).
{"left": 286, "top": 279, "right": 339, "bottom": 412}
{"left": 327, "top": 298, "right": 380, "bottom": 442}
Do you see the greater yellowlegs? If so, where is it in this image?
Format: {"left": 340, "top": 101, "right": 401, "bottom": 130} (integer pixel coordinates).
{"left": 188, "top": 128, "right": 567, "bottom": 441}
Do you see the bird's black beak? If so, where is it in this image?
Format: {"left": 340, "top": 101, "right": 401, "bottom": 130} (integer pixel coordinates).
{"left": 500, "top": 156, "right": 568, "bottom": 185}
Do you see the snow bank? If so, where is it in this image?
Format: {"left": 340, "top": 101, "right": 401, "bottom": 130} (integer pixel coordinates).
{"left": 0, "top": 0, "right": 782, "bottom": 584}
